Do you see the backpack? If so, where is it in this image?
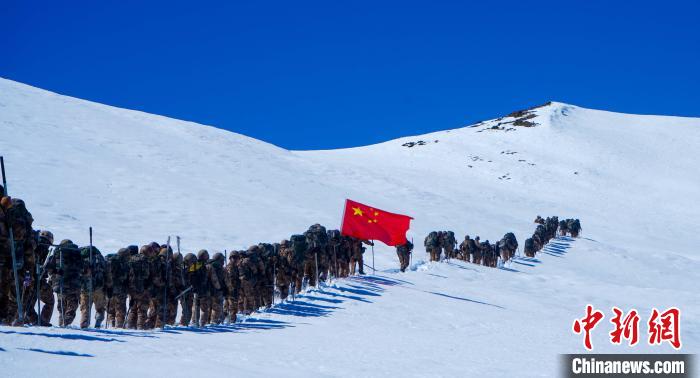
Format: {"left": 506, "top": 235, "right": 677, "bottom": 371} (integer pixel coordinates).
{"left": 425, "top": 231, "right": 439, "bottom": 247}
{"left": 106, "top": 254, "right": 128, "bottom": 294}
{"left": 304, "top": 224, "right": 328, "bottom": 249}
{"left": 54, "top": 241, "right": 82, "bottom": 292}
{"left": 128, "top": 254, "right": 150, "bottom": 293}
{"left": 289, "top": 234, "right": 307, "bottom": 264}
{"left": 7, "top": 198, "right": 33, "bottom": 241}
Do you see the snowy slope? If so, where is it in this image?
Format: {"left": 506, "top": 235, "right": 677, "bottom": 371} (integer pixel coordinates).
{"left": 0, "top": 78, "right": 698, "bottom": 377}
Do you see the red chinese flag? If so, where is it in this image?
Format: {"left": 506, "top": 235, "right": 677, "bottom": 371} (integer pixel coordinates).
{"left": 340, "top": 199, "right": 413, "bottom": 246}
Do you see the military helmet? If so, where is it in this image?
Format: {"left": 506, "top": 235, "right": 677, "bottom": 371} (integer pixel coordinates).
{"left": 59, "top": 239, "right": 73, "bottom": 246}
{"left": 172, "top": 252, "right": 183, "bottom": 264}
{"left": 280, "top": 239, "right": 289, "bottom": 247}
{"left": 184, "top": 253, "right": 196, "bottom": 264}
{"left": 213, "top": 252, "right": 224, "bottom": 262}
{"left": 139, "top": 245, "right": 152, "bottom": 255}
{"left": 127, "top": 245, "right": 139, "bottom": 256}
{"left": 149, "top": 242, "right": 160, "bottom": 251}
{"left": 197, "top": 249, "right": 209, "bottom": 260}
{"left": 117, "top": 247, "right": 130, "bottom": 258}
{"left": 38, "top": 230, "right": 55, "bottom": 245}
{"left": 0, "top": 196, "right": 12, "bottom": 208}
{"left": 81, "top": 246, "right": 101, "bottom": 258}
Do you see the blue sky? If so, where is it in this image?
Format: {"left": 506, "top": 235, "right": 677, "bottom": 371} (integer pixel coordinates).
{"left": 2, "top": 0, "right": 698, "bottom": 149}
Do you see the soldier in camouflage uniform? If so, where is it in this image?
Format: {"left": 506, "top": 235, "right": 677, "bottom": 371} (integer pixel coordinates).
{"left": 30, "top": 230, "right": 55, "bottom": 326}
{"left": 79, "top": 245, "right": 106, "bottom": 328}
{"left": 105, "top": 247, "right": 130, "bottom": 328}
{"left": 145, "top": 243, "right": 166, "bottom": 329}
{"left": 126, "top": 245, "right": 152, "bottom": 329}
{"left": 349, "top": 237, "right": 367, "bottom": 275}
{"left": 257, "top": 244, "right": 275, "bottom": 308}
{"left": 395, "top": 240, "right": 413, "bottom": 272}
{"left": 167, "top": 251, "right": 184, "bottom": 326}
{"left": 224, "top": 251, "right": 240, "bottom": 324}
{"left": 275, "top": 240, "right": 293, "bottom": 301}
{"left": 237, "top": 247, "right": 259, "bottom": 315}
{"left": 180, "top": 253, "right": 197, "bottom": 326}
{"left": 424, "top": 231, "right": 440, "bottom": 262}
{"left": 441, "top": 231, "right": 457, "bottom": 259}
{"left": 336, "top": 236, "right": 351, "bottom": 278}
{"left": 207, "top": 252, "right": 226, "bottom": 325}
{"left": 0, "top": 194, "right": 36, "bottom": 325}
{"left": 192, "top": 249, "right": 213, "bottom": 327}
{"left": 50, "top": 239, "right": 83, "bottom": 327}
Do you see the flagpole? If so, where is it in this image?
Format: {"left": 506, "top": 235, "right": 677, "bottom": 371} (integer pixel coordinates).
{"left": 371, "top": 240, "right": 375, "bottom": 275}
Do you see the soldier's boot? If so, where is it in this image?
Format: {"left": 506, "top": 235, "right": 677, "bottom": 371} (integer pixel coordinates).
{"left": 95, "top": 310, "right": 105, "bottom": 328}
{"left": 199, "top": 298, "right": 211, "bottom": 327}
{"left": 179, "top": 296, "right": 192, "bottom": 326}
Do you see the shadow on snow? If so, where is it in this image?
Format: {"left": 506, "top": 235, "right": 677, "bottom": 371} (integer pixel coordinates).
{"left": 18, "top": 348, "right": 94, "bottom": 357}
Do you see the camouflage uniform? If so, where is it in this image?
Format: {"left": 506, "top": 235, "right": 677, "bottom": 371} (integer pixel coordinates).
{"left": 396, "top": 241, "right": 413, "bottom": 272}
{"left": 105, "top": 248, "right": 130, "bottom": 328}
{"left": 0, "top": 196, "right": 35, "bottom": 325}
{"left": 167, "top": 252, "right": 185, "bottom": 326}
{"left": 304, "top": 224, "right": 328, "bottom": 286}
{"left": 126, "top": 245, "right": 152, "bottom": 330}
{"left": 237, "top": 248, "right": 259, "bottom": 314}
{"left": 257, "top": 244, "right": 275, "bottom": 308}
{"left": 224, "top": 252, "right": 240, "bottom": 324}
{"left": 349, "top": 237, "right": 366, "bottom": 275}
{"left": 207, "top": 252, "right": 226, "bottom": 325}
{"left": 22, "top": 230, "right": 54, "bottom": 326}
{"left": 79, "top": 246, "right": 107, "bottom": 328}
{"left": 50, "top": 240, "right": 83, "bottom": 327}
{"left": 441, "top": 231, "right": 456, "bottom": 259}
{"left": 336, "top": 236, "right": 351, "bottom": 278}
{"left": 424, "top": 232, "right": 440, "bottom": 262}
{"left": 180, "top": 253, "right": 198, "bottom": 326}
{"left": 145, "top": 243, "right": 166, "bottom": 329}
{"left": 275, "top": 241, "right": 292, "bottom": 300}
{"left": 192, "top": 250, "right": 211, "bottom": 327}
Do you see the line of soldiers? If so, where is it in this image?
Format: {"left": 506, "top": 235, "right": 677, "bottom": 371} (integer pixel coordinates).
{"left": 2, "top": 202, "right": 384, "bottom": 328}
{"left": 523, "top": 215, "right": 581, "bottom": 257}
{"left": 424, "top": 229, "right": 519, "bottom": 268}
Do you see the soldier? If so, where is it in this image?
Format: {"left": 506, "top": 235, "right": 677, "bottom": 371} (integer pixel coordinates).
{"left": 257, "top": 244, "right": 275, "bottom": 308}
{"left": 349, "top": 237, "right": 370, "bottom": 275}
{"left": 224, "top": 251, "right": 240, "bottom": 324}
{"left": 32, "top": 230, "right": 55, "bottom": 326}
{"left": 459, "top": 235, "right": 471, "bottom": 262}
{"left": 559, "top": 219, "right": 569, "bottom": 236}
{"left": 79, "top": 245, "right": 106, "bottom": 328}
{"left": 395, "top": 240, "right": 413, "bottom": 272}
{"left": 424, "top": 231, "right": 440, "bottom": 262}
{"left": 126, "top": 245, "right": 152, "bottom": 330}
{"left": 167, "top": 251, "right": 185, "bottom": 326}
{"left": 51, "top": 239, "right": 83, "bottom": 327}
{"left": 480, "top": 240, "right": 492, "bottom": 267}
{"left": 238, "top": 247, "right": 259, "bottom": 315}
{"left": 303, "top": 224, "right": 328, "bottom": 286}
{"left": 524, "top": 237, "right": 536, "bottom": 257}
{"left": 288, "top": 235, "right": 306, "bottom": 293}
{"left": 192, "top": 249, "right": 211, "bottom": 327}
{"left": 105, "top": 247, "right": 130, "bottom": 328}
{"left": 145, "top": 243, "right": 166, "bottom": 329}
{"left": 569, "top": 219, "right": 582, "bottom": 237}
{"left": 327, "top": 230, "right": 342, "bottom": 279}
{"left": 180, "top": 253, "right": 198, "bottom": 326}
{"left": 472, "top": 236, "right": 481, "bottom": 264}
{"left": 441, "top": 231, "right": 457, "bottom": 259}
{"left": 1, "top": 194, "right": 36, "bottom": 325}
{"left": 275, "top": 241, "right": 292, "bottom": 300}
{"left": 208, "top": 252, "right": 226, "bottom": 325}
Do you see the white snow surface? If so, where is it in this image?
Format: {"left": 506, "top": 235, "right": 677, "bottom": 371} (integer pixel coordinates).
{"left": 0, "top": 78, "right": 698, "bottom": 377}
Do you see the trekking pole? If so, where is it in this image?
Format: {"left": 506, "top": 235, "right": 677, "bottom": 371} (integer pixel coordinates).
{"left": 314, "top": 251, "right": 319, "bottom": 290}
{"left": 59, "top": 247, "right": 65, "bottom": 327}
{"left": 410, "top": 238, "right": 413, "bottom": 268}
{"left": 163, "top": 236, "right": 171, "bottom": 329}
{"left": 36, "top": 250, "right": 41, "bottom": 326}
{"left": 1, "top": 156, "right": 24, "bottom": 324}
{"left": 371, "top": 240, "right": 375, "bottom": 275}
{"left": 88, "top": 227, "right": 94, "bottom": 328}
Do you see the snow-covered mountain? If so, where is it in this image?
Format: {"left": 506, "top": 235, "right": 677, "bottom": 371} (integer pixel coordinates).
{"left": 1, "top": 78, "right": 698, "bottom": 377}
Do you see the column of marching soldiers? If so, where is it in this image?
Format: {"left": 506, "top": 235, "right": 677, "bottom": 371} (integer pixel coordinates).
{"left": 1, "top": 178, "right": 582, "bottom": 329}
{"left": 423, "top": 216, "right": 582, "bottom": 266}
